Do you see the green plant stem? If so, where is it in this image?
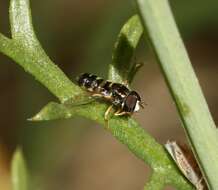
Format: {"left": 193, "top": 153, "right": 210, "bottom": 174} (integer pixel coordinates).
{"left": 135, "top": 0, "right": 218, "bottom": 189}
{"left": 30, "top": 101, "right": 193, "bottom": 190}
{"left": 143, "top": 173, "right": 165, "bottom": 190}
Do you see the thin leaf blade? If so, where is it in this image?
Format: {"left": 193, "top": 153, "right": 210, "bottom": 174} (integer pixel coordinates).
{"left": 29, "top": 102, "right": 71, "bottom": 121}
{"left": 109, "top": 15, "right": 143, "bottom": 83}
{"left": 11, "top": 148, "right": 28, "bottom": 190}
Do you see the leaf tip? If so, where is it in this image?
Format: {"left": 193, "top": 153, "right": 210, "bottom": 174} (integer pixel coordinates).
{"left": 27, "top": 114, "right": 42, "bottom": 121}
{"left": 11, "top": 147, "right": 28, "bottom": 190}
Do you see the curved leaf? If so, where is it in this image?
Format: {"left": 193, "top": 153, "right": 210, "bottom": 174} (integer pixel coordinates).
{"left": 109, "top": 15, "right": 143, "bottom": 84}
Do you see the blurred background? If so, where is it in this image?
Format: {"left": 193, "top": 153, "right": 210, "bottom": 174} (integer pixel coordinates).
{"left": 0, "top": 0, "right": 218, "bottom": 189}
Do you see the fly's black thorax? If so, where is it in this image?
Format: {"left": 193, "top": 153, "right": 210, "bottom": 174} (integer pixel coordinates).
{"left": 77, "top": 73, "right": 141, "bottom": 114}
{"left": 109, "top": 83, "right": 130, "bottom": 106}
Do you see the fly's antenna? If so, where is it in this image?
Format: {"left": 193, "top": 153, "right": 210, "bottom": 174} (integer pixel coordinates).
{"left": 139, "top": 101, "right": 147, "bottom": 109}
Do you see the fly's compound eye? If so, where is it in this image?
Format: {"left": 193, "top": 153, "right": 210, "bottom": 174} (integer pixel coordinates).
{"left": 123, "top": 91, "right": 141, "bottom": 113}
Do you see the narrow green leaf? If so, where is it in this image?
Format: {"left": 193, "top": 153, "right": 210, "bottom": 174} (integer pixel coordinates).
{"left": 29, "top": 95, "right": 96, "bottom": 121}
{"left": 135, "top": 0, "right": 218, "bottom": 189}
{"left": 11, "top": 148, "right": 28, "bottom": 190}
{"left": 29, "top": 102, "right": 72, "bottom": 121}
{"left": 108, "top": 15, "right": 143, "bottom": 83}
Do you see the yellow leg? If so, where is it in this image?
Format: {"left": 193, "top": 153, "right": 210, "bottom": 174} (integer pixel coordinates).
{"left": 104, "top": 105, "right": 113, "bottom": 121}
{"left": 92, "top": 94, "right": 103, "bottom": 98}
{"left": 114, "top": 111, "right": 129, "bottom": 116}
{"left": 114, "top": 109, "right": 121, "bottom": 115}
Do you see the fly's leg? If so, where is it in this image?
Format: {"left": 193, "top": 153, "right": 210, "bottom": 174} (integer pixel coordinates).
{"left": 104, "top": 105, "right": 113, "bottom": 121}
{"left": 114, "top": 109, "right": 122, "bottom": 115}
{"left": 92, "top": 93, "right": 103, "bottom": 98}
{"left": 114, "top": 111, "right": 129, "bottom": 116}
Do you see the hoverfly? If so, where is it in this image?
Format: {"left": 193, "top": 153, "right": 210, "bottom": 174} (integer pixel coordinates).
{"left": 77, "top": 73, "right": 144, "bottom": 119}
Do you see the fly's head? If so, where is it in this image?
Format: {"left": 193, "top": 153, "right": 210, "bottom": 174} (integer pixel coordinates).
{"left": 122, "top": 91, "right": 144, "bottom": 114}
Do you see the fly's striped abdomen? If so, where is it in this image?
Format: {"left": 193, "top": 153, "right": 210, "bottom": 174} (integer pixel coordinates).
{"left": 99, "top": 81, "right": 113, "bottom": 98}
{"left": 77, "top": 73, "right": 142, "bottom": 114}
{"left": 77, "top": 73, "right": 103, "bottom": 92}
{"left": 77, "top": 73, "right": 129, "bottom": 102}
